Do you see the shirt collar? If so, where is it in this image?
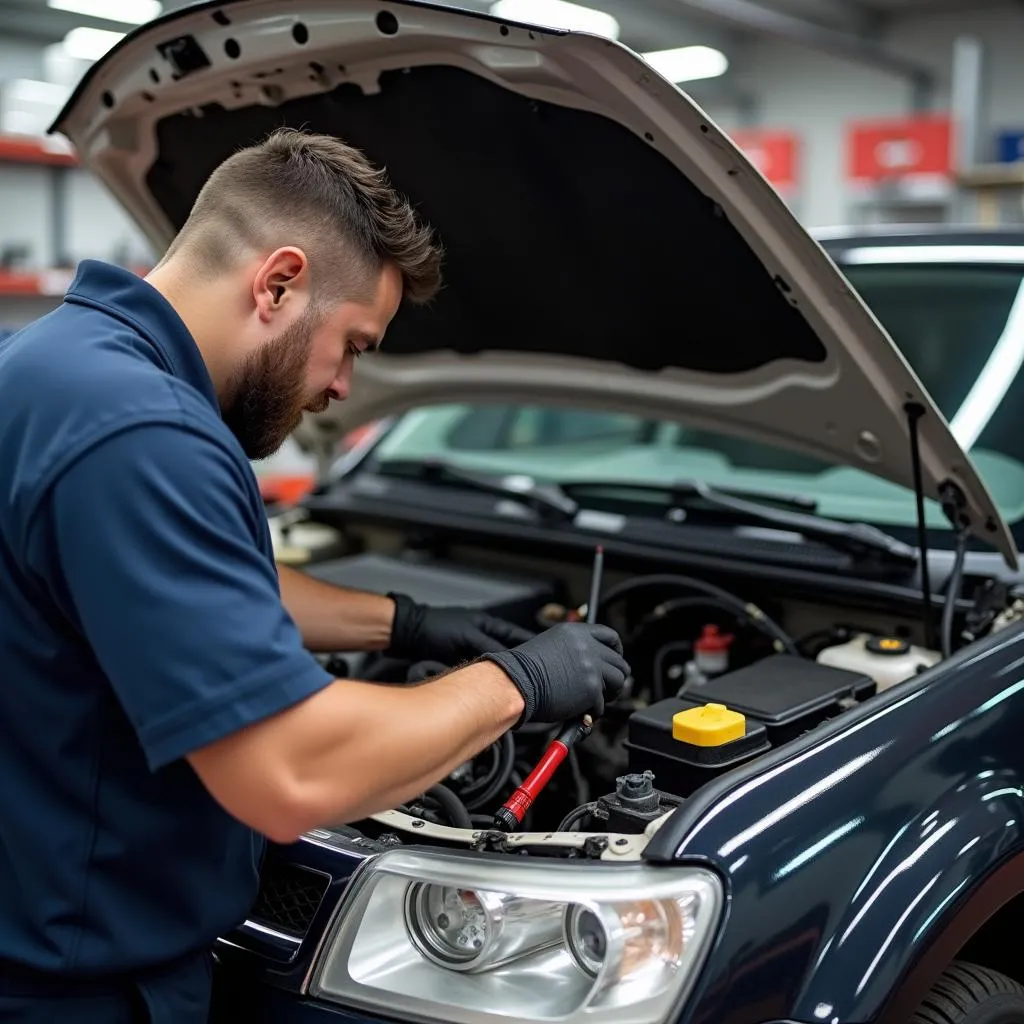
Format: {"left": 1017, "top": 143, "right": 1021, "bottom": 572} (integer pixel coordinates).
{"left": 64, "top": 259, "right": 220, "bottom": 412}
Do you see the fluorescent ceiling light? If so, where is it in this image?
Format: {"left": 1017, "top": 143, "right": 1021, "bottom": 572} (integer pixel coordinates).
{"left": 48, "top": 0, "right": 161, "bottom": 24}
{"left": 642, "top": 45, "right": 729, "bottom": 83}
{"left": 489, "top": 0, "right": 620, "bottom": 39}
{"left": 62, "top": 26, "right": 125, "bottom": 61}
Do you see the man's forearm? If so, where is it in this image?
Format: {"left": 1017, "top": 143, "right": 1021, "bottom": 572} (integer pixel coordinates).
{"left": 188, "top": 660, "right": 525, "bottom": 840}
{"left": 277, "top": 562, "right": 395, "bottom": 652}
{"left": 290, "top": 662, "right": 524, "bottom": 827}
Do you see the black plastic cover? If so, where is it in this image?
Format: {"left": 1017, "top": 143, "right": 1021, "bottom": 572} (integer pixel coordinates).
{"left": 626, "top": 698, "right": 771, "bottom": 797}
{"left": 695, "top": 654, "right": 876, "bottom": 744}
{"left": 304, "top": 552, "right": 554, "bottom": 626}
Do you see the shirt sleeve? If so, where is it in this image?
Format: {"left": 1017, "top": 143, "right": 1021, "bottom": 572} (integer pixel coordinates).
{"left": 31, "top": 420, "right": 334, "bottom": 772}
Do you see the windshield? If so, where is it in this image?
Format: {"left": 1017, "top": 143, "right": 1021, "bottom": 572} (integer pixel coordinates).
{"left": 369, "top": 261, "right": 1024, "bottom": 533}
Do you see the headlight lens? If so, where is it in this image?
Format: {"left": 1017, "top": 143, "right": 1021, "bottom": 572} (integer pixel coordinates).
{"left": 307, "top": 849, "right": 723, "bottom": 1023}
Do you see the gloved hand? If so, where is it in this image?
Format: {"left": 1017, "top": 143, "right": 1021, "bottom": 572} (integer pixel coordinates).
{"left": 387, "top": 592, "right": 535, "bottom": 665}
{"left": 481, "top": 622, "right": 629, "bottom": 727}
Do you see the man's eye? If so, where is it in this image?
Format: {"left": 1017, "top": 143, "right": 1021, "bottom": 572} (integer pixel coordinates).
{"left": 348, "top": 344, "right": 363, "bottom": 359}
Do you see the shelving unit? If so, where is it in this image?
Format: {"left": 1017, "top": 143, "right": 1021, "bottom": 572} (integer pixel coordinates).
{"left": 955, "top": 163, "right": 1024, "bottom": 225}
{"left": 0, "top": 133, "right": 154, "bottom": 328}
{"left": 0, "top": 134, "right": 75, "bottom": 167}
{"left": 0, "top": 268, "right": 75, "bottom": 295}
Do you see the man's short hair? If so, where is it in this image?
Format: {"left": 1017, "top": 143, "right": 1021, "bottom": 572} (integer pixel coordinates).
{"left": 165, "top": 127, "right": 442, "bottom": 306}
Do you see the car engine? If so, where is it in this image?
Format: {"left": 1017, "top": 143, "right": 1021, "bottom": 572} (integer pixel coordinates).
{"left": 292, "top": 544, "right": 1018, "bottom": 861}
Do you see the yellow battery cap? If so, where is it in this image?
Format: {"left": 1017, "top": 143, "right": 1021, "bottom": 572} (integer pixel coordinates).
{"left": 672, "top": 703, "right": 746, "bottom": 746}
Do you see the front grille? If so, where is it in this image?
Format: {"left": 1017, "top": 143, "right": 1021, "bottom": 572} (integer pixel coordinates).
{"left": 249, "top": 863, "right": 331, "bottom": 938}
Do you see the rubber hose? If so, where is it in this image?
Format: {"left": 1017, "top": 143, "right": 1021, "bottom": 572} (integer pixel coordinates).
{"left": 424, "top": 784, "right": 473, "bottom": 829}
{"left": 941, "top": 530, "right": 970, "bottom": 659}
{"left": 627, "top": 595, "right": 754, "bottom": 646}
{"left": 464, "top": 733, "right": 516, "bottom": 811}
{"left": 652, "top": 640, "right": 695, "bottom": 702}
{"left": 596, "top": 574, "right": 798, "bottom": 655}
{"left": 556, "top": 802, "right": 600, "bottom": 832}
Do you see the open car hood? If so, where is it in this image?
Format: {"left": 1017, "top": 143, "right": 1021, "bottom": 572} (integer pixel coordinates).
{"left": 51, "top": 0, "right": 1018, "bottom": 566}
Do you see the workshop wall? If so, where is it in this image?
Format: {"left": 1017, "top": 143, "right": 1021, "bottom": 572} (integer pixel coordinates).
{"left": 4, "top": 0, "right": 1024, "bottom": 322}
{"left": 703, "top": 3, "right": 1024, "bottom": 227}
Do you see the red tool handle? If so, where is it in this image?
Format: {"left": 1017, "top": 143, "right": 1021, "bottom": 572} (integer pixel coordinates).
{"left": 500, "top": 740, "right": 569, "bottom": 826}
{"left": 493, "top": 719, "right": 591, "bottom": 831}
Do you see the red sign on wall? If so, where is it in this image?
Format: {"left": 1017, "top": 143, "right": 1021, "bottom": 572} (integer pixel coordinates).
{"left": 846, "top": 115, "right": 953, "bottom": 183}
{"left": 730, "top": 129, "right": 800, "bottom": 190}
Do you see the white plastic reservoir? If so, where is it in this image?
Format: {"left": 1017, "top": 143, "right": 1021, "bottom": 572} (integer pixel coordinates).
{"left": 816, "top": 633, "right": 941, "bottom": 692}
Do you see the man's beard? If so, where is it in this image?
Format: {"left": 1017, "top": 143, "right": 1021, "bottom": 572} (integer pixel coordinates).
{"left": 221, "top": 311, "right": 332, "bottom": 460}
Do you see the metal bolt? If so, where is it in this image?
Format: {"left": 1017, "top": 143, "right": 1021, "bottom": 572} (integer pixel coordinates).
{"left": 615, "top": 838, "right": 628, "bottom": 846}
{"left": 411, "top": 820, "right": 424, "bottom": 828}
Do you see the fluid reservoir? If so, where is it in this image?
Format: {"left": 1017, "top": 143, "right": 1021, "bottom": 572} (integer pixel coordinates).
{"left": 816, "top": 633, "right": 941, "bottom": 692}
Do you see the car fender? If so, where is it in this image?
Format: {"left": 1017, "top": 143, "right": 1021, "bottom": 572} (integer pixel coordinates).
{"left": 648, "top": 624, "right": 1024, "bottom": 1024}
{"left": 790, "top": 769, "right": 1024, "bottom": 1023}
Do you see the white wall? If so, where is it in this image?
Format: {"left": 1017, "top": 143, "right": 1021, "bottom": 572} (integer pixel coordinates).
{"left": 3, "top": 2, "right": 1024, "bottom": 294}
{"left": 698, "top": 2, "right": 1024, "bottom": 226}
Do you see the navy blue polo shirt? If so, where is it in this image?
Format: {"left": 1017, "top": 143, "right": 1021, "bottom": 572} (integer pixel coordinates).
{"left": 0, "top": 261, "right": 334, "bottom": 984}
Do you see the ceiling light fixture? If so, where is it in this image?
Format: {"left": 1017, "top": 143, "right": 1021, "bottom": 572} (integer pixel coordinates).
{"left": 48, "top": 0, "right": 162, "bottom": 25}
{"left": 642, "top": 45, "right": 729, "bottom": 83}
{"left": 489, "top": 0, "right": 620, "bottom": 40}
{"left": 62, "top": 26, "right": 126, "bottom": 61}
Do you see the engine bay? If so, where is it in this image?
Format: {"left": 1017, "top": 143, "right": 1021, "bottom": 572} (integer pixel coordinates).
{"left": 283, "top": 521, "right": 1024, "bottom": 860}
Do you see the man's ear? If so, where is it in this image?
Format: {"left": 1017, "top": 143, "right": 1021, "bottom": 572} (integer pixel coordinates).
{"left": 253, "top": 246, "right": 310, "bottom": 323}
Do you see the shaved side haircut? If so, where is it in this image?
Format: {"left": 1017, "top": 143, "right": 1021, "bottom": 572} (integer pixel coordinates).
{"left": 161, "top": 127, "right": 442, "bottom": 306}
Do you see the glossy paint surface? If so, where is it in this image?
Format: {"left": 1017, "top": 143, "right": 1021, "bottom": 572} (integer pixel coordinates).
{"left": 212, "top": 623, "right": 1024, "bottom": 1023}
{"left": 650, "top": 622, "right": 1024, "bottom": 1024}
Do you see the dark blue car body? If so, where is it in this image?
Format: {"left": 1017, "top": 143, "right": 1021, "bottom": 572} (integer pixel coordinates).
{"left": 200, "top": 228, "right": 1024, "bottom": 1024}
{"left": 208, "top": 612, "right": 1024, "bottom": 1024}
{"left": 46, "top": 0, "right": 1024, "bottom": 1005}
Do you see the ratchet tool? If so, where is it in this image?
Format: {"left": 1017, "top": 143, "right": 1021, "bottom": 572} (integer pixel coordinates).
{"left": 492, "top": 546, "right": 603, "bottom": 832}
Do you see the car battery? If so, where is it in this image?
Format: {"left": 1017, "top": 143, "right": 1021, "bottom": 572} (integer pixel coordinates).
{"left": 625, "top": 700, "right": 770, "bottom": 797}
{"left": 693, "top": 654, "right": 876, "bottom": 745}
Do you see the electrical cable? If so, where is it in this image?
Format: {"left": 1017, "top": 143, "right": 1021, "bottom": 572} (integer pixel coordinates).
{"left": 460, "top": 739, "right": 501, "bottom": 799}
{"left": 556, "top": 802, "right": 600, "bottom": 832}
{"left": 596, "top": 573, "right": 798, "bottom": 655}
{"left": 423, "top": 784, "right": 473, "bottom": 829}
{"left": 941, "top": 529, "right": 971, "bottom": 659}
{"left": 626, "top": 595, "right": 755, "bottom": 648}
{"left": 464, "top": 733, "right": 516, "bottom": 811}
{"left": 652, "top": 640, "right": 694, "bottom": 702}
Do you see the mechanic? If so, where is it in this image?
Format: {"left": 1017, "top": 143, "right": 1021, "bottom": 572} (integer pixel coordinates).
{"left": 0, "top": 128, "right": 629, "bottom": 1023}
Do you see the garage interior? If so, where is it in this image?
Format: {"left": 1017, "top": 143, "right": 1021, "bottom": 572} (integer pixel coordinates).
{"left": 5, "top": 2, "right": 1024, "bottom": 1022}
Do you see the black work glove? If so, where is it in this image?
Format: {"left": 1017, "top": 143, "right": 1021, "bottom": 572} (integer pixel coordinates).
{"left": 482, "top": 622, "right": 629, "bottom": 728}
{"left": 387, "top": 592, "right": 535, "bottom": 665}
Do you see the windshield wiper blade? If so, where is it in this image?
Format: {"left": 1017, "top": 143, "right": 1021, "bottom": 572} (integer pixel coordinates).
{"left": 671, "top": 480, "right": 917, "bottom": 564}
{"left": 563, "top": 478, "right": 817, "bottom": 512}
{"left": 378, "top": 459, "right": 579, "bottom": 522}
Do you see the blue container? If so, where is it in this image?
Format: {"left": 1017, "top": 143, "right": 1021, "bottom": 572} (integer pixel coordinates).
{"left": 996, "top": 129, "right": 1024, "bottom": 163}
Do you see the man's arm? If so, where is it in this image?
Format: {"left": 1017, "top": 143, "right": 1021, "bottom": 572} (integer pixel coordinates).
{"left": 187, "top": 660, "right": 522, "bottom": 842}
{"left": 276, "top": 562, "right": 395, "bottom": 652}
{"left": 36, "top": 420, "right": 626, "bottom": 844}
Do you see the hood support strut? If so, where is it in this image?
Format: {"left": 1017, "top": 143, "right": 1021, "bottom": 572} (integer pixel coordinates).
{"left": 905, "top": 402, "right": 935, "bottom": 650}
{"left": 908, "top": 400, "right": 974, "bottom": 656}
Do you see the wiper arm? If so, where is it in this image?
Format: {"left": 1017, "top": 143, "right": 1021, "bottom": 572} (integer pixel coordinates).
{"left": 672, "top": 480, "right": 917, "bottom": 564}
{"left": 563, "top": 478, "right": 817, "bottom": 512}
{"left": 377, "top": 459, "right": 579, "bottom": 522}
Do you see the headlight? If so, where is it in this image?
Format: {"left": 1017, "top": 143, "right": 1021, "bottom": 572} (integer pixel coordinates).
{"left": 306, "top": 849, "right": 723, "bottom": 1023}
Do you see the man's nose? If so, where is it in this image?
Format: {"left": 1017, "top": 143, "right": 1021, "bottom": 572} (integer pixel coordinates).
{"left": 327, "top": 364, "right": 352, "bottom": 401}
